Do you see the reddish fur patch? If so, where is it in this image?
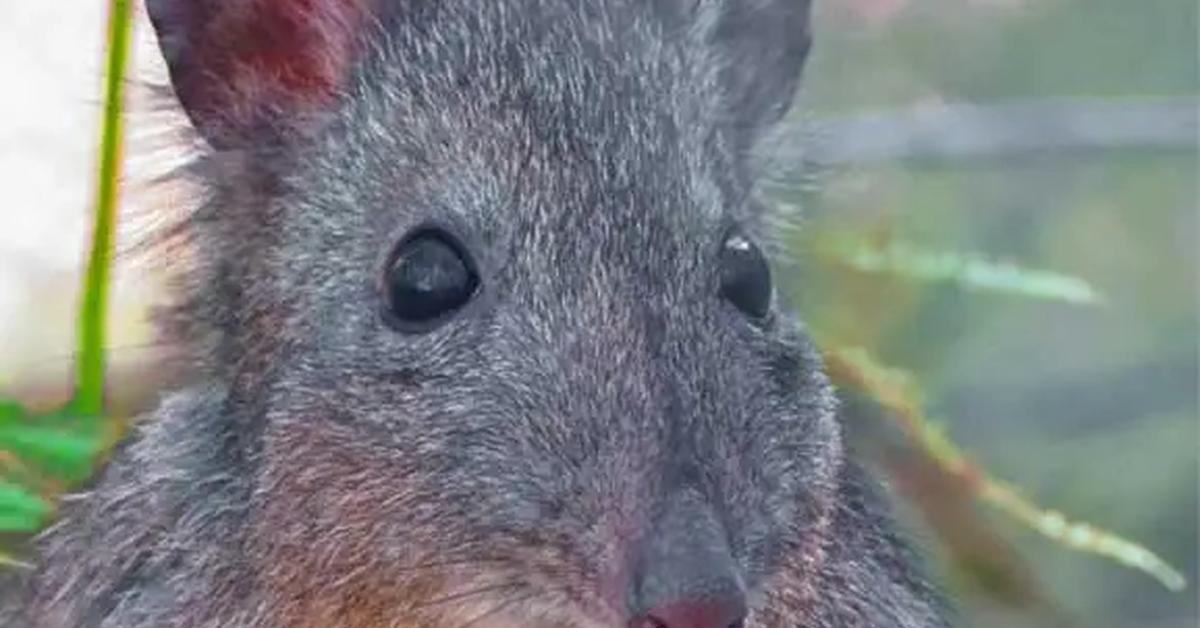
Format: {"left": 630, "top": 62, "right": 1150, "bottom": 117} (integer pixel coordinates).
{"left": 252, "top": 419, "right": 460, "bottom": 627}
{"left": 155, "top": 0, "right": 372, "bottom": 144}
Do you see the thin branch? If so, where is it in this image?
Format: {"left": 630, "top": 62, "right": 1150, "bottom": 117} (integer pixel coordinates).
{"left": 783, "top": 97, "right": 1197, "bottom": 166}
{"left": 823, "top": 345, "right": 1187, "bottom": 592}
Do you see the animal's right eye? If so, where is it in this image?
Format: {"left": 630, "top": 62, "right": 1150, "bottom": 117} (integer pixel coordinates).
{"left": 718, "top": 229, "right": 772, "bottom": 320}
{"left": 382, "top": 229, "right": 479, "bottom": 332}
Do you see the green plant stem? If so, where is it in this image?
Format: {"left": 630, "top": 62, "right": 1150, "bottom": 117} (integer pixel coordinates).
{"left": 75, "top": 0, "right": 132, "bottom": 416}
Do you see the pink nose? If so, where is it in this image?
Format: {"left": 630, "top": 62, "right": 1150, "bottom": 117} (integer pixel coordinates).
{"left": 630, "top": 596, "right": 747, "bottom": 628}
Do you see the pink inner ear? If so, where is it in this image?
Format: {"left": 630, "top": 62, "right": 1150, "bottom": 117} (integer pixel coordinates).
{"left": 171, "top": 0, "right": 371, "bottom": 143}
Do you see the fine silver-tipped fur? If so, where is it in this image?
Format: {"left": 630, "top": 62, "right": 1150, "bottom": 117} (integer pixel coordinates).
{"left": 12, "top": 2, "right": 950, "bottom": 626}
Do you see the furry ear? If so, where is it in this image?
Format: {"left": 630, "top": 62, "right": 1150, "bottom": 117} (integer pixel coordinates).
{"left": 146, "top": 0, "right": 373, "bottom": 149}
{"left": 684, "top": 0, "right": 814, "bottom": 139}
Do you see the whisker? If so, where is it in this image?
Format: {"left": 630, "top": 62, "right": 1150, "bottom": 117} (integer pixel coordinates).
{"left": 386, "top": 556, "right": 509, "bottom": 575}
{"left": 454, "top": 591, "right": 539, "bottom": 628}
{"left": 409, "top": 582, "right": 522, "bottom": 612}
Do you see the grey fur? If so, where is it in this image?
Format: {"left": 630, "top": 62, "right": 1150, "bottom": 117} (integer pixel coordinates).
{"left": 11, "top": 1, "right": 951, "bottom": 626}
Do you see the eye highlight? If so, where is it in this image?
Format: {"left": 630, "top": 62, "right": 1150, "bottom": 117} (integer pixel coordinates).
{"left": 382, "top": 229, "right": 479, "bottom": 331}
{"left": 718, "top": 230, "right": 772, "bottom": 320}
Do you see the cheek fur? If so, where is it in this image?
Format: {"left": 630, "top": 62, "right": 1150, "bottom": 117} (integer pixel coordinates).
{"left": 254, "top": 420, "right": 446, "bottom": 625}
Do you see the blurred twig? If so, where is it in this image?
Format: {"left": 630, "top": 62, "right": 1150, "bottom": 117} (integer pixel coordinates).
{"left": 812, "top": 233, "right": 1104, "bottom": 305}
{"left": 824, "top": 345, "right": 1187, "bottom": 592}
{"left": 790, "top": 97, "right": 1197, "bottom": 166}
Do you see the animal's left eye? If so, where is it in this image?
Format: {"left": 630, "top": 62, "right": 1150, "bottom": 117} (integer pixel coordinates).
{"left": 718, "top": 230, "right": 772, "bottom": 319}
{"left": 382, "top": 228, "right": 479, "bottom": 331}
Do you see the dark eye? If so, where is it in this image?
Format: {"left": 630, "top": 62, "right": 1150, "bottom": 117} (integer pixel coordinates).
{"left": 383, "top": 229, "right": 479, "bottom": 330}
{"left": 718, "top": 230, "right": 772, "bottom": 319}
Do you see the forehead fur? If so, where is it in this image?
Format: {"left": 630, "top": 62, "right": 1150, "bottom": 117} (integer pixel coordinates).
{"left": 159, "top": 1, "right": 812, "bottom": 362}
{"left": 296, "top": 1, "right": 753, "bottom": 244}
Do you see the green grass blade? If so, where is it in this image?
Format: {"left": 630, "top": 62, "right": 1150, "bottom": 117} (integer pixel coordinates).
{"left": 819, "top": 236, "right": 1104, "bottom": 305}
{"left": 74, "top": 0, "right": 133, "bottom": 417}
{"left": 0, "top": 0, "right": 134, "bottom": 561}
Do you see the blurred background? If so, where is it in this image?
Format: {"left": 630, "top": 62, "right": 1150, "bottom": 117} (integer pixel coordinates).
{"left": 0, "top": 0, "right": 1196, "bottom": 627}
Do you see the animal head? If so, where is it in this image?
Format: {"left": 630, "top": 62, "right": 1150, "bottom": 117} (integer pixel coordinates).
{"left": 149, "top": 1, "right": 837, "bottom": 626}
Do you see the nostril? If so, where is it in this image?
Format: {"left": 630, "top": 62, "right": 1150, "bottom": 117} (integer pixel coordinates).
{"left": 630, "top": 622, "right": 743, "bottom": 628}
{"left": 629, "top": 490, "right": 746, "bottom": 628}
{"left": 629, "top": 597, "right": 748, "bottom": 628}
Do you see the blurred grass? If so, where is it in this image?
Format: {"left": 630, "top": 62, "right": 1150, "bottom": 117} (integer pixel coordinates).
{"left": 75, "top": 0, "right": 131, "bottom": 416}
{"left": 785, "top": 1, "right": 1197, "bottom": 624}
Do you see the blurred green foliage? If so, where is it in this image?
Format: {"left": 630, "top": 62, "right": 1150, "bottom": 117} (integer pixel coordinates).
{"left": 781, "top": 0, "right": 1197, "bottom": 626}
{"left": 0, "top": 0, "right": 129, "bottom": 560}
{"left": 804, "top": 0, "right": 1198, "bottom": 111}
